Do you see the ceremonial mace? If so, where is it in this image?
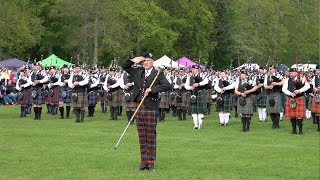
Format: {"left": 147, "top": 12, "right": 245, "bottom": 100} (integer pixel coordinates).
{"left": 114, "top": 66, "right": 165, "bottom": 149}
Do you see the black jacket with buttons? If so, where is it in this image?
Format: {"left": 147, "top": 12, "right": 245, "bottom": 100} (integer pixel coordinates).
{"left": 122, "top": 59, "right": 171, "bottom": 110}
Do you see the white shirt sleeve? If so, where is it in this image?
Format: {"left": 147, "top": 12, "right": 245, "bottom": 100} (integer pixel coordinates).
{"left": 103, "top": 75, "right": 110, "bottom": 90}
{"left": 299, "top": 82, "right": 310, "bottom": 93}
{"left": 199, "top": 77, "right": 208, "bottom": 86}
{"left": 68, "top": 73, "right": 74, "bottom": 88}
{"left": 214, "top": 80, "right": 223, "bottom": 93}
{"left": 78, "top": 75, "right": 89, "bottom": 86}
{"left": 173, "top": 77, "right": 179, "bottom": 89}
{"left": 184, "top": 76, "right": 192, "bottom": 90}
{"left": 282, "top": 79, "right": 291, "bottom": 96}
{"left": 119, "top": 73, "right": 126, "bottom": 89}
{"left": 39, "top": 74, "right": 49, "bottom": 83}
{"left": 90, "top": 78, "right": 99, "bottom": 88}
{"left": 16, "top": 79, "right": 21, "bottom": 91}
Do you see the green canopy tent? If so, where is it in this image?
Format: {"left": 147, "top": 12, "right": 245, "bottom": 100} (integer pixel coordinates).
{"left": 39, "top": 54, "right": 73, "bottom": 67}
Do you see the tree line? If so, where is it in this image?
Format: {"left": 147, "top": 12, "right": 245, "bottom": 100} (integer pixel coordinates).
{"left": 0, "top": 0, "right": 319, "bottom": 68}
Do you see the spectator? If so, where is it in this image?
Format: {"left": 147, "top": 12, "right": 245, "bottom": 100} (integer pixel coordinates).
{"left": 3, "top": 80, "right": 17, "bottom": 106}
{"left": 0, "top": 68, "right": 10, "bottom": 84}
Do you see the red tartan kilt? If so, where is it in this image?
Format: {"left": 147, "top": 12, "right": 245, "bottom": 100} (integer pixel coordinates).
{"left": 17, "top": 90, "right": 30, "bottom": 105}
{"left": 285, "top": 96, "right": 306, "bottom": 118}
{"left": 48, "top": 86, "right": 60, "bottom": 103}
{"left": 311, "top": 97, "right": 320, "bottom": 114}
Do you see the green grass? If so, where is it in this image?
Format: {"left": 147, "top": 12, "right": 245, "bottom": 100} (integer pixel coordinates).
{"left": 0, "top": 105, "right": 319, "bottom": 180}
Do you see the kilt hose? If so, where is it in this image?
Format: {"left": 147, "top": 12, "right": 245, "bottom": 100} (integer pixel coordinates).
{"left": 48, "top": 86, "right": 60, "bottom": 103}
{"left": 88, "top": 90, "right": 98, "bottom": 106}
{"left": 256, "top": 91, "right": 267, "bottom": 107}
{"left": 59, "top": 86, "right": 72, "bottom": 103}
{"left": 72, "top": 91, "right": 88, "bottom": 109}
{"left": 159, "top": 91, "right": 170, "bottom": 109}
{"left": 135, "top": 102, "right": 158, "bottom": 168}
{"left": 175, "top": 92, "right": 190, "bottom": 109}
{"left": 31, "top": 87, "right": 44, "bottom": 105}
{"left": 17, "top": 89, "right": 30, "bottom": 105}
{"left": 285, "top": 96, "right": 306, "bottom": 119}
{"left": 237, "top": 95, "right": 254, "bottom": 116}
{"left": 215, "top": 93, "right": 233, "bottom": 112}
{"left": 106, "top": 90, "right": 122, "bottom": 107}
{"left": 266, "top": 92, "right": 283, "bottom": 114}
{"left": 189, "top": 90, "right": 207, "bottom": 114}
{"left": 311, "top": 97, "right": 320, "bottom": 115}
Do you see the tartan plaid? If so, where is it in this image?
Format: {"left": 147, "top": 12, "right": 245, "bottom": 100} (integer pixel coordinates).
{"left": 72, "top": 91, "right": 88, "bottom": 108}
{"left": 256, "top": 90, "right": 267, "bottom": 107}
{"left": 237, "top": 95, "right": 254, "bottom": 115}
{"left": 189, "top": 90, "right": 207, "bottom": 114}
{"left": 206, "top": 89, "right": 212, "bottom": 103}
{"left": 87, "top": 90, "right": 98, "bottom": 105}
{"left": 232, "top": 94, "right": 238, "bottom": 106}
{"left": 311, "top": 96, "right": 320, "bottom": 114}
{"left": 266, "top": 92, "right": 283, "bottom": 113}
{"left": 98, "top": 91, "right": 105, "bottom": 101}
{"left": 48, "top": 86, "right": 60, "bottom": 103}
{"left": 281, "top": 92, "right": 286, "bottom": 109}
{"left": 175, "top": 92, "right": 190, "bottom": 109}
{"left": 159, "top": 91, "right": 170, "bottom": 109}
{"left": 285, "top": 96, "right": 306, "bottom": 118}
{"left": 17, "top": 89, "right": 30, "bottom": 105}
{"left": 215, "top": 93, "right": 233, "bottom": 112}
{"left": 31, "top": 87, "right": 44, "bottom": 105}
{"left": 106, "top": 90, "right": 122, "bottom": 107}
{"left": 134, "top": 103, "right": 158, "bottom": 168}
{"left": 124, "top": 93, "right": 136, "bottom": 111}
{"left": 59, "top": 86, "right": 72, "bottom": 103}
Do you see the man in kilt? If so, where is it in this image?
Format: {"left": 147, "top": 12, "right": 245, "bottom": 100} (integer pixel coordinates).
{"left": 310, "top": 64, "right": 320, "bottom": 131}
{"left": 119, "top": 71, "right": 136, "bottom": 124}
{"left": 103, "top": 68, "right": 121, "bottom": 120}
{"left": 58, "top": 64, "right": 72, "bottom": 119}
{"left": 158, "top": 69, "right": 171, "bottom": 121}
{"left": 264, "top": 66, "right": 284, "bottom": 129}
{"left": 47, "top": 66, "right": 60, "bottom": 115}
{"left": 185, "top": 65, "right": 208, "bottom": 129}
{"left": 214, "top": 71, "right": 235, "bottom": 126}
{"left": 235, "top": 70, "right": 258, "bottom": 132}
{"left": 98, "top": 66, "right": 107, "bottom": 113}
{"left": 255, "top": 67, "right": 267, "bottom": 122}
{"left": 27, "top": 62, "right": 48, "bottom": 120}
{"left": 282, "top": 68, "right": 310, "bottom": 135}
{"left": 173, "top": 68, "right": 190, "bottom": 120}
{"left": 43, "top": 67, "right": 51, "bottom": 114}
{"left": 87, "top": 68, "right": 99, "bottom": 117}
{"left": 116, "top": 68, "right": 124, "bottom": 116}
{"left": 68, "top": 64, "right": 89, "bottom": 123}
{"left": 16, "top": 69, "right": 31, "bottom": 118}
{"left": 122, "top": 53, "right": 171, "bottom": 171}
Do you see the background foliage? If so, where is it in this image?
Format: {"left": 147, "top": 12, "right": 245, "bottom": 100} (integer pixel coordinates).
{"left": 0, "top": 0, "right": 319, "bottom": 68}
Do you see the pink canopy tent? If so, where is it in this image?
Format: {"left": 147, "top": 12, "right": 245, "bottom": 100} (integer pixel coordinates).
{"left": 176, "top": 57, "right": 205, "bottom": 70}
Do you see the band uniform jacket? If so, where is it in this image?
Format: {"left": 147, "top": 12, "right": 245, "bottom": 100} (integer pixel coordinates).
{"left": 121, "top": 59, "right": 171, "bottom": 110}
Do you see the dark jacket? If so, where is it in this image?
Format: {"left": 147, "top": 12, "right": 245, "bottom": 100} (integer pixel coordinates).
{"left": 122, "top": 59, "right": 171, "bottom": 110}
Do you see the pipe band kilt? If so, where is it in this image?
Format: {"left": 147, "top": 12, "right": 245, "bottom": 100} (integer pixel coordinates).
{"left": 159, "top": 91, "right": 170, "bottom": 109}
{"left": 72, "top": 91, "right": 88, "bottom": 108}
{"left": 48, "top": 86, "right": 60, "bottom": 103}
{"left": 266, "top": 92, "right": 283, "bottom": 113}
{"left": 106, "top": 90, "right": 122, "bottom": 107}
{"left": 17, "top": 89, "right": 30, "bottom": 105}
{"left": 256, "top": 90, "right": 267, "bottom": 107}
{"left": 124, "top": 92, "right": 136, "bottom": 110}
{"left": 311, "top": 97, "right": 320, "bottom": 114}
{"left": 175, "top": 92, "right": 190, "bottom": 109}
{"left": 31, "top": 87, "right": 44, "bottom": 105}
{"left": 237, "top": 95, "right": 253, "bottom": 115}
{"left": 215, "top": 93, "right": 233, "bottom": 112}
{"left": 59, "top": 86, "right": 72, "bottom": 103}
{"left": 206, "top": 89, "right": 213, "bottom": 103}
{"left": 285, "top": 96, "right": 306, "bottom": 118}
{"left": 189, "top": 90, "right": 207, "bottom": 114}
{"left": 88, "top": 90, "right": 98, "bottom": 105}
{"left": 135, "top": 103, "right": 158, "bottom": 166}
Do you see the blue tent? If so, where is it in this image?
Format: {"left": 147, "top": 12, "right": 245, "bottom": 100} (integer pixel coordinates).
{"left": 0, "top": 58, "right": 27, "bottom": 70}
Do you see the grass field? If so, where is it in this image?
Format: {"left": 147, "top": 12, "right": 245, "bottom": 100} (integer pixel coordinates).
{"left": 0, "top": 105, "right": 319, "bottom": 180}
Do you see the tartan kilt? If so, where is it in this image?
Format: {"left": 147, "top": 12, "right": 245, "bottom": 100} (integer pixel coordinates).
{"left": 266, "top": 92, "right": 282, "bottom": 113}
{"left": 189, "top": 90, "right": 207, "bottom": 114}
{"left": 159, "top": 91, "right": 170, "bottom": 109}
{"left": 281, "top": 92, "right": 286, "bottom": 109}
{"left": 232, "top": 94, "right": 238, "bottom": 107}
{"left": 72, "top": 91, "right": 88, "bottom": 108}
{"left": 237, "top": 95, "right": 254, "bottom": 115}
{"left": 311, "top": 97, "right": 320, "bottom": 114}
{"left": 106, "top": 90, "right": 122, "bottom": 107}
{"left": 175, "top": 92, "right": 190, "bottom": 109}
{"left": 306, "top": 95, "right": 312, "bottom": 110}
{"left": 59, "top": 86, "right": 72, "bottom": 103}
{"left": 87, "top": 90, "right": 98, "bottom": 105}
{"left": 285, "top": 96, "right": 306, "bottom": 118}
{"left": 169, "top": 91, "right": 176, "bottom": 106}
{"left": 98, "top": 91, "right": 105, "bottom": 102}
{"left": 206, "top": 89, "right": 212, "bottom": 103}
{"left": 31, "top": 87, "right": 44, "bottom": 105}
{"left": 215, "top": 93, "right": 233, "bottom": 112}
{"left": 48, "top": 86, "right": 60, "bottom": 103}
{"left": 256, "top": 91, "right": 267, "bottom": 107}
{"left": 17, "top": 89, "right": 30, "bottom": 105}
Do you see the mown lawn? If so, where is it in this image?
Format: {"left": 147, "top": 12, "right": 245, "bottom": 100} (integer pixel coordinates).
{"left": 0, "top": 105, "right": 319, "bottom": 180}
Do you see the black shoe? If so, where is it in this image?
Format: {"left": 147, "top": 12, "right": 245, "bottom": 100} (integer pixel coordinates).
{"left": 292, "top": 130, "right": 297, "bottom": 134}
{"left": 148, "top": 167, "right": 155, "bottom": 172}
{"left": 66, "top": 115, "right": 70, "bottom": 119}
{"left": 135, "top": 166, "right": 148, "bottom": 171}
{"left": 225, "top": 123, "right": 228, "bottom": 126}
{"left": 193, "top": 126, "right": 198, "bottom": 129}
{"left": 299, "top": 131, "right": 303, "bottom": 135}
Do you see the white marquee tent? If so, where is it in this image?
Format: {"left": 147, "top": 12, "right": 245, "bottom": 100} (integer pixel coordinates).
{"left": 154, "top": 55, "right": 185, "bottom": 69}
